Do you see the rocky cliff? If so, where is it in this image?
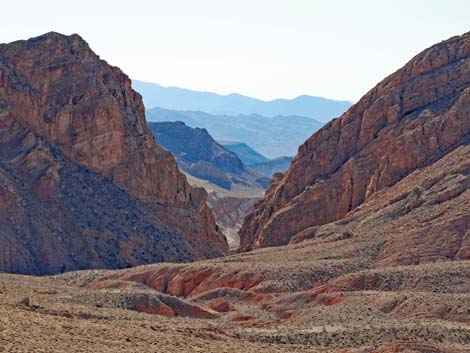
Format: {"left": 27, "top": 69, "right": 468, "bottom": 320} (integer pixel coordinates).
{"left": 239, "top": 32, "right": 470, "bottom": 250}
{"left": 0, "top": 32, "right": 227, "bottom": 274}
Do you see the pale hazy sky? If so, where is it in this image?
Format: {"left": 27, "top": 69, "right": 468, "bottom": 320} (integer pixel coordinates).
{"left": 2, "top": 0, "right": 469, "bottom": 101}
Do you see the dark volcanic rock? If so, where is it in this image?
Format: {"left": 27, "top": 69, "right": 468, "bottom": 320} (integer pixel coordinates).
{"left": 149, "top": 121, "right": 244, "bottom": 174}
{"left": 148, "top": 121, "right": 266, "bottom": 190}
{"left": 0, "top": 32, "right": 228, "bottom": 274}
{"left": 239, "top": 32, "right": 470, "bottom": 250}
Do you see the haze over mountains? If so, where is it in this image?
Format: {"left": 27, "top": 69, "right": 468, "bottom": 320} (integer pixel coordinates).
{"left": 133, "top": 80, "right": 352, "bottom": 123}
{"left": 249, "top": 156, "right": 294, "bottom": 177}
{"left": 136, "top": 81, "right": 352, "bottom": 158}
{"left": 148, "top": 121, "right": 267, "bottom": 249}
{"left": 146, "top": 107, "right": 324, "bottom": 158}
{"left": 219, "top": 141, "right": 270, "bottom": 166}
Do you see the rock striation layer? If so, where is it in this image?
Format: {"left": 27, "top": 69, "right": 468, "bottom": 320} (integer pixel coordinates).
{"left": 0, "top": 32, "right": 227, "bottom": 274}
{"left": 239, "top": 32, "right": 470, "bottom": 250}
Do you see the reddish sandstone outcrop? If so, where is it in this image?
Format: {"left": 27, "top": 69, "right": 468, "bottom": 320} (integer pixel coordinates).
{"left": 87, "top": 265, "right": 263, "bottom": 297}
{"left": 0, "top": 32, "right": 227, "bottom": 274}
{"left": 85, "top": 287, "right": 217, "bottom": 319}
{"left": 239, "top": 32, "right": 470, "bottom": 250}
{"left": 0, "top": 101, "right": 221, "bottom": 275}
{"left": 209, "top": 300, "right": 235, "bottom": 312}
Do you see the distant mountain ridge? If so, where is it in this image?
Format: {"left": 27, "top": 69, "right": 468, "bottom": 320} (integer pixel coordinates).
{"left": 148, "top": 121, "right": 268, "bottom": 191}
{"left": 133, "top": 80, "right": 352, "bottom": 123}
{"left": 219, "top": 141, "right": 269, "bottom": 165}
{"left": 218, "top": 142, "right": 292, "bottom": 177}
{"left": 250, "top": 156, "right": 294, "bottom": 177}
{"left": 146, "top": 107, "right": 323, "bottom": 158}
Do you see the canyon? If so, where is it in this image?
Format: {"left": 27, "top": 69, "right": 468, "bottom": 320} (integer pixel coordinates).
{"left": 0, "top": 31, "right": 470, "bottom": 353}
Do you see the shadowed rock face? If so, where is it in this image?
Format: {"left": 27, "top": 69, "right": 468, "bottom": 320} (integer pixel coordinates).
{"left": 239, "top": 32, "right": 470, "bottom": 250}
{"left": 148, "top": 121, "right": 267, "bottom": 190}
{"left": 149, "top": 121, "right": 244, "bottom": 175}
{"left": 0, "top": 32, "right": 227, "bottom": 274}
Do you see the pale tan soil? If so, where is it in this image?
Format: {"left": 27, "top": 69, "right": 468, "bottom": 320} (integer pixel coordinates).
{"left": 25, "top": 143, "right": 469, "bottom": 352}
{"left": 0, "top": 273, "right": 330, "bottom": 353}
{"left": 2, "top": 253, "right": 470, "bottom": 353}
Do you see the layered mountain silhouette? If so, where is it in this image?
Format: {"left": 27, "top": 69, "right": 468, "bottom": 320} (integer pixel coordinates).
{"left": 78, "top": 32, "right": 470, "bottom": 350}
{"left": 148, "top": 121, "right": 267, "bottom": 249}
{"left": 249, "top": 156, "right": 293, "bottom": 177}
{"left": 133, "top": 80, "right": 352, "bottom": 123}
{"left": 146, "top": 107, "right": 323, "bottom": 158}
{"left": 218, "top": 141, "right": 269, "bottom": 165}
{"left": 148, "top": 121, "right": 268, "bottom": 190}
{"left": 0, "top": 32, "right": 227, "bottom": 275}
{"left": 219, "top": 141, "right": 293, "bottom": 177}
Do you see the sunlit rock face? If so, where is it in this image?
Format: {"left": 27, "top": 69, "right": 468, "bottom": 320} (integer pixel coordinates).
{"left": 240, "top": 32, "right": 470, "bottom": 250}
{"left": 0, "top": 32, "right": 227, "bottom": 274}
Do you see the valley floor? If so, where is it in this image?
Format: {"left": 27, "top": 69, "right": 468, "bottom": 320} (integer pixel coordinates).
{"left": 3, "top": 145, "right": 470, "bottom": 353}
{"left": 2, "top": 256, "right": 470, "bottom": 353}
{"left": 0, "top": 273, "right": 328, "bottom": 353}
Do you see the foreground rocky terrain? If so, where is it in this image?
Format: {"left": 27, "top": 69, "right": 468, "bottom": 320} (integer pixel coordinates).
{"left": 0, "top": 32, "right": 227, "bottom": 275}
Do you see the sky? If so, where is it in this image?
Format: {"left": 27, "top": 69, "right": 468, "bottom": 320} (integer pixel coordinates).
{"left": 2, "top": 0, "right": 469, "bottom": 102}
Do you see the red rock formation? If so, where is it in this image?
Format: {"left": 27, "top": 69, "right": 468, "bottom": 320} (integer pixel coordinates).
{"left": 209, "top": 300, "right": 236, "bottom": 312}
{"left": 239, "top": 32, "right": 470, "bottom": 250}
{"left": 110, "top": 290, "right": 217, "bottom": 319}
{"left": 88, "top": 265, "right": 263, "bottom": 298}
{"left": 0, "top": 32, "right": 227, "bottom": 274}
